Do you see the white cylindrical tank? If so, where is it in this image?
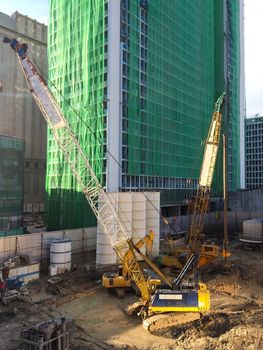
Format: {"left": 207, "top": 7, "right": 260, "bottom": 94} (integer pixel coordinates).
{"left": 96, "top": 193, "right": 118, "bottom": 265}
{"left": 132, "top": 192, "right": 146, "bottom": 259}
{"left": 95, "top": 191, "right": 160, "bottom": 265}
{"left": 50, "top": 239, "right": 71, "bottom": 273}
{"left": 145, "top": 192, "right": 160, "bottom": 257}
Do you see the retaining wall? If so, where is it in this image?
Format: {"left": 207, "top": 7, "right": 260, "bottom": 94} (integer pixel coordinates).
{"left": 160, "top": 211, "right": 263, "bottom": 237}
{"left": 0, "top": 227, "right": 96, "bottom": 265}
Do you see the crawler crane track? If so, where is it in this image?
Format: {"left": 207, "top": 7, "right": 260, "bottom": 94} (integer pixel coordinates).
{"left": 143, "top": 312, "right": 200, "bottom": 333}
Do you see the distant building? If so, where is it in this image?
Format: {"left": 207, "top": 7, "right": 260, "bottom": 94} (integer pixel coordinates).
{"left": 245, "top": 115, "right": 263, "bottom": 189}
{"left": 47, "top": 0, "right": 245, "bottom": 230}
{"left": 0, "top": 11, "right": 47, "bottom": 223}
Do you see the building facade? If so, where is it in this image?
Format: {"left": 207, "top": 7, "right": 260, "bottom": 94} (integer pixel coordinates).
{"left": 47, "top": 0, "right": 245, "bottom": 229}
{"left": 0, "top": 12, "right": 47, "bottom": 218}
{"left": 0, "top": 135, "right": 24, "bottom": 235}
{"left": 245, "top": 116, "right": 263, "bottom": 190}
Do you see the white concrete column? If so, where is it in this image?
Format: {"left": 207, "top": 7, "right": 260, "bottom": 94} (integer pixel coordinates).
{"left": 107, "top": 0, "right": 121, "bottom": 192}
{"left": 239, "top": 0, "right": 246, "bottom": 189}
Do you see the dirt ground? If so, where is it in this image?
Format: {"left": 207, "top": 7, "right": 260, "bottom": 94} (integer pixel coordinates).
{"left": 1, "top": 241, "right": 263, "bottom": 350}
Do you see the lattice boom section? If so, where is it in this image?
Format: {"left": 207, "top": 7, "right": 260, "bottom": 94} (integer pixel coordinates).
{"left": 51, "top": 127, "right": 130, "bottom": 252}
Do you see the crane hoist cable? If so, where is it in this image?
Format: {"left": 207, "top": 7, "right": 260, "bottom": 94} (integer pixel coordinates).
{"left": 25, "top": 48, "right": 177, "bottom": 234}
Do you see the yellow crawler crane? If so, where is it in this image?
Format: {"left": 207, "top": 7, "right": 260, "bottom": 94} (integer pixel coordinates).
{"left": 102, "top": 230, "right": 162, "bottom": 298}
{"left": 160, "top": 94, "right": 225, "bottom": 270}
{"left": 4, "top": 37, "right": 211, "bottom": 333}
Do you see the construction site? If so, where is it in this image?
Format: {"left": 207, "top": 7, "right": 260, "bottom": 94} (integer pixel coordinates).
{"left": 0, "top": 0, "right": 263, "bottom": 349}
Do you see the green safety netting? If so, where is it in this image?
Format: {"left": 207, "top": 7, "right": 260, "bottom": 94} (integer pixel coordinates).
{"left": 226, "top": 0, "right": 240, "bottom": 190}
{"left": 0, "top": 136, "right": 24, "bottom": 232}
{"left": 46, "top": 0, "right": 240, "bottom": 229}
{"left": 46, "top": 0, "right": 105, "bottom": 229}
{"left": 128, "top": 0, "right": 214, "bottom": 179}
{"left": 127, "top": 0, "right": 240, "bottom": 193}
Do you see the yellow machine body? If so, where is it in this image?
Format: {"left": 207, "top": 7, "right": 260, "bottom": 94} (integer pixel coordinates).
{"left": 198, "top": 244, "right": 219, "bottom": 267}
{"left": 149, "top": 283, "right": 210, "bottom": 313}
{"left": 160, "top": 243, "right": 219, "bottom": 269}
{"left": 102, "top": 272, "right": 131, "bottom": 289}
{"left": 102, "top": 270, "right": 162, "bottom": 292}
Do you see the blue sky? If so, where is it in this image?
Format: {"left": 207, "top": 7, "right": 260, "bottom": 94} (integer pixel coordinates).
{"left": 0, "top": 0, "right": 49, "bottom": 25}
{"left": 245, "top": 0, "right": 263, "bottom": 116}
{"left": 0, "top": 0, "right": 262, "bottom": 116}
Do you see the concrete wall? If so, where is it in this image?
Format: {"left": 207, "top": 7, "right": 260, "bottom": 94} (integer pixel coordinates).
{"left": 161, "top": 210, "right": 263, "bottom": 238}
{"left": 0, "top": 11, "right": 47, "bottom": 213}
{"left": 160, "top": 189, "right": 263, "bottom": 236}
{"left": 0, "top": 227, "right": 96, "bottom": 265}
{"left": 229, "top": 189, "right": 263, "bottom": 212}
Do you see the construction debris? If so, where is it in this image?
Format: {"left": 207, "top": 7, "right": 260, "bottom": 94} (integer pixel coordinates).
{"left": 20, "top": 317, "right": 72, "bottom": 350}
{"left": 47, "top": 277, "right": 72, "bottom": 296}
{"left": 0, "top": 244, "right": 262, "bottom": 349}
{"left": 1, "top": 289, "right": 21, "bottom": 305}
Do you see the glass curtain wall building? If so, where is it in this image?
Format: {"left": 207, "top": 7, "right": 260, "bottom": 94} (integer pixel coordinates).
{"left": 47, "top": 0, "right": 245, "bottom": 229}
{"left": 245, "top": 116, "right": 263, "bottom": 190}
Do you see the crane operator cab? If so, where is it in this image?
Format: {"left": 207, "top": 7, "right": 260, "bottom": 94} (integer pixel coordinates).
{"left": 3, "top": 37, "right": 28, "bottom": 58}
